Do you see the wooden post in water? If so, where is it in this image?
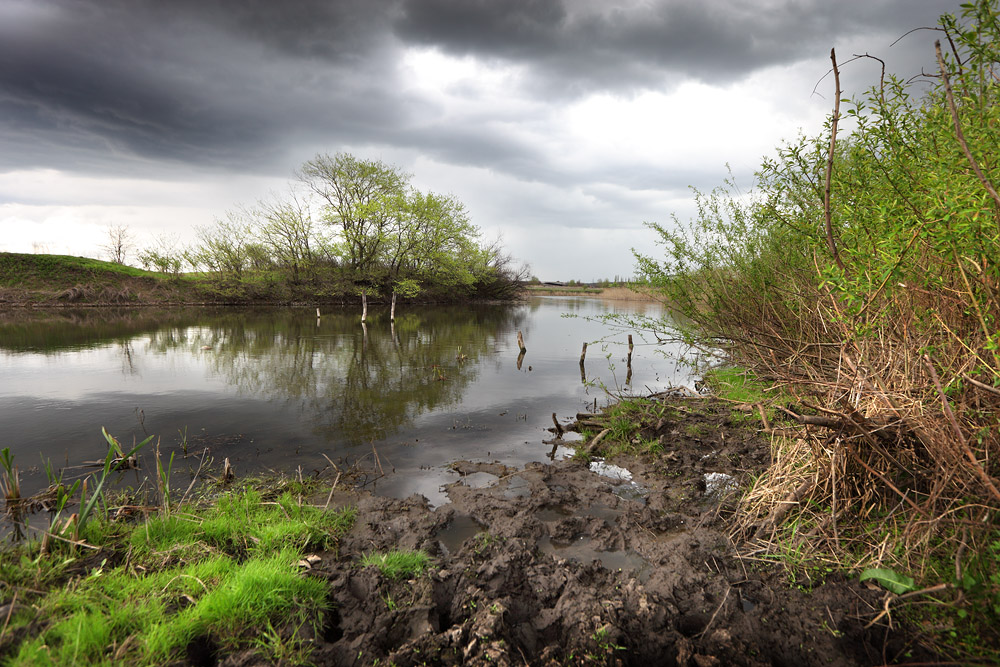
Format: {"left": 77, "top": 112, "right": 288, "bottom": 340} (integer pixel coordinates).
{"left": 361, "top": 292, "right": 368, "bottom": 323}
{"left": 390, "top": 291, "right": 397, "bottom": 322}
{"left": 626, "top": 334, "right": 633, "bottom": 385}
{"left": 580, "top": 342, "right": 588, "bottom": 364}
{"left": 516, "top": 349, "right": 526, "bottom": 371}
{"left": 316, "top": 308, "right": 321, "bottom": 318}
{"left": 517, "top": 331, "right": 526, "bottom": 353}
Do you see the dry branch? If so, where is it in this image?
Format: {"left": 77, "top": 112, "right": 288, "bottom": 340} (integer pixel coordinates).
{"left": 824, "top": 48, "right": 846, "bottom": 272}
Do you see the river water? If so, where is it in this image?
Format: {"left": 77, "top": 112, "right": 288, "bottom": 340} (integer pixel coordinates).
{"left": 0, "top": 296, "right": 693, "bottom": 504}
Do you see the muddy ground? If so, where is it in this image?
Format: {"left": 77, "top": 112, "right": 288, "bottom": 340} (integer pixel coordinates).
{"left": 219, "top": 399, "right": 929, "bottom": 667}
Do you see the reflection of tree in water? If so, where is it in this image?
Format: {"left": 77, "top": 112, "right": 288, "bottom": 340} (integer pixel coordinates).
{"left": 0, "top": 307, "right": 208, "bottom": 352}
{"left": 147, "top": 306, "right": 525, "bottom": 446}
{"left": 4, "top": 305, "right": 525, "bottom": 445}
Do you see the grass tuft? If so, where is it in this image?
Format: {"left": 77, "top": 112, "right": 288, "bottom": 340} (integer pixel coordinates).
{"left": 360, "top": 549, "right": 431, "bottom": 579}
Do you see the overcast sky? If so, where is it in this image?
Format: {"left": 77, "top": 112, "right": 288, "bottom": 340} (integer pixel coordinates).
{"left": 0, "top": 0, "right": 957, "bottom": 281}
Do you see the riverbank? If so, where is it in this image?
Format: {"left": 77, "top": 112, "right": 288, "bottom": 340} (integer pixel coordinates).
{"left": 0, "top": 252, "right": 522, "bottom": 309}
{"left": 0, "top": 394, "right": 937, "bottom": 666}
{"left": 523, "top": 285, "right": 657, "bottom": 301}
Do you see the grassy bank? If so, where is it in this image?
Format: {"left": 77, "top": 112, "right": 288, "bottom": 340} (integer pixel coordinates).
{"left": 0, "top": 252, "right": 523, "bottom": 308}
{"left": 1, "top": 430, "right": 453, "bottom": 665}
{"left": 1, "top": 469, "right": 349, "bottom": 665}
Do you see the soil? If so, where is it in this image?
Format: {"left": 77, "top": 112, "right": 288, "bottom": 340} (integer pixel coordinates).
{"left": 217, "top": 398, "right": 930, "bottom": 667}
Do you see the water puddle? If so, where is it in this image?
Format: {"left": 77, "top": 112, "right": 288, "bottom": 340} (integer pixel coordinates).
{"left": 502, "top": 475, "right": 532, "bottom": 499}
{"left": 587, "top": 459, "right": 650, "bottom": 501}
{"left": 455, "top": 471, "right": 499, "bottom": 489}
{"left": 535, "top": 501, "right": 622, "bottom": 523}
{"left": 552, "top": 446, "right": 576, "bottom": 460}
{"left": 436, "top": 513, "right": 483, "bottom": 556}
{"left": 536, "top": 506, "right": 571, "bottom": 521}
{"left": 589, "top": 460, "right": 632, "bottom": 481}
{"left": 538, "top": 535, "right": 651, "bottom": 581}
{"left": 612, "top": 482, "right": 649, "bottom": 502}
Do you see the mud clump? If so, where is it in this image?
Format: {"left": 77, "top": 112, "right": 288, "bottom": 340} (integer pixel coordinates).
{"left": 245, "top": 399, "right": 929, "bottom": 666}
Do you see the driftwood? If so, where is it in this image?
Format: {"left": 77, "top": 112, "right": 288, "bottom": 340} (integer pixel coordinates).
{"left": 585, "top": 429, "right": 611, "bottom": 455}
{"left": 551, "top": 413, "right": 563, "bottom": 437}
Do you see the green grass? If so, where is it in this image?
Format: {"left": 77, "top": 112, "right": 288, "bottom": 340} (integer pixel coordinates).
{"left": 703, "top": 366, "right": 771, "bottom": 404}
{"left": 360, "top": 549, "right": 431, "bottom": 579}
{"left": 1, "top": 486, "right": 356, "bottom": 666}
{"left": 0, "top": 252, "right": 161, "bottom": 288}
{"left": 703, "top": 366, "right": 794, "bottom": 423}
{"left": 576, "top": 397, "right": 678, "bottom": 458}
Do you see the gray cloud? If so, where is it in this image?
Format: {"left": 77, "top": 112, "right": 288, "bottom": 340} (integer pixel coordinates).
{"left": 0, "top": 0, "right": 962, "bottom": 189}
{"left": 394, "top": 0, "right": 949, "bottom": 92}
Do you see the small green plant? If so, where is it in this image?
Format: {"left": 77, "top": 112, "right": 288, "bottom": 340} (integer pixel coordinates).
{"left": 592, "top": 626, "right": 625, "bottom": 653}
{"left": 683, "top": 423, "right": 708, "bottom": 438}
{"left": 74, "top": 429, "right": 153, "bottom": 540}
{"left": 153, "top": 439, "right": 175, "bottom": 515}
{"left": 360, "top": 549, "right": 431, "bottom": 579}
{"left": 1, "top": 447, "right": 21, "bottom": 505}
{"left": 178, "top": 426, "right": 189, "bottom": 457}
{"left": 1, "top": 446, "right": 25, "bottom": 540}
{"left": 251, "top": 620, "right": 316, "bottom": 666}
{"left": 473, "top": 531, "right": 501, "bottom": 555}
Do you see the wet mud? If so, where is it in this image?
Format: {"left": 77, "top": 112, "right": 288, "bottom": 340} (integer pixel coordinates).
{"left": 226, "top": 400, "right": 927, "bottom": 666}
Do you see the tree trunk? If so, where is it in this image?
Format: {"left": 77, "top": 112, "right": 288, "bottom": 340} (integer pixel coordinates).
{"left": 391, "top": 290, "right": 397, "bottom": 321}
{"left": 361, "top": 292, "right": 368, "bottom": 322}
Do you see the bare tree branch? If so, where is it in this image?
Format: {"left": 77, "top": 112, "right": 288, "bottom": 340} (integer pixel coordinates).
{"left": 824, "top": 48, "right": 846, "bottom": 272}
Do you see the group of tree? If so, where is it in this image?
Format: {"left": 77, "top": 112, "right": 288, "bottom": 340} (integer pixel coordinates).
{"left": 636, "top": 0, "right": 1000, "bottom": 643}
{"left": 131, "top": 153, "right": 527, "bottom": 303}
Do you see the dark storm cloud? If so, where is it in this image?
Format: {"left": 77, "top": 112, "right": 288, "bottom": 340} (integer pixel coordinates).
{"left": 0, "top": 0, "right": 402, "bottom": 173}
{"left": 393, "top": 0, "right": 949, "bottom": 91}
{"left": 0, "top": 0, "right": 960, "bottom": 178}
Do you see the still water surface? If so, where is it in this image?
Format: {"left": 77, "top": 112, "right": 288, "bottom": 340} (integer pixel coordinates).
{"left": 0, "top": 297, "right": 692, "bottom": 504}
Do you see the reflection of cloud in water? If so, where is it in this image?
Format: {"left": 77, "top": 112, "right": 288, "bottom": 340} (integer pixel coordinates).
{"left": 0, "top": 299, "right": 696, "bottom": 499}
{"left": 157, "top": 306, "right": 527, "bottom": 445}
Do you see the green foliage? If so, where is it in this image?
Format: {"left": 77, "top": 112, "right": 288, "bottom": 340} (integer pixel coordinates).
{"left": 2, "top": 484, "right": 356, "bottom": 665}
{"left": 0, "top": 253, "right": 157, "bottom": 288}
{"left": 634, "top": 2, "right": 1000, "bottom": 658}
{"left": 859, "top": 568, "right": 918, "bottom": 595}
{"left": 176, "top": 152, "right": 524, "bottom": 300}
{"left": 360, "top": 549, "right": 431, "bottom": 579}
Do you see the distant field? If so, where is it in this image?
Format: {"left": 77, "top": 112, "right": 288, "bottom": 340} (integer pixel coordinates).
{"left": 524, "top": 285, "right": 657, "bottom": 301}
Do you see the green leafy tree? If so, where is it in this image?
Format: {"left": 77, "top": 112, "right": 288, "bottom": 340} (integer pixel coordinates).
{"left": 191, "top": 212, "right": 256, "bottom": 281}
{"left": 298, "top": 153, "right": 410, "bottom": 275}
{"left": 137, "top": 234, "right": 183, "bottom": 277}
